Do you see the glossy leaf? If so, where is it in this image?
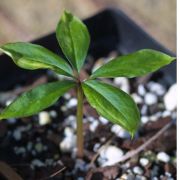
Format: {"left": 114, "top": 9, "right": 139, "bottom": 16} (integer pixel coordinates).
{"left": 0, "top": 80, "right": 75, "bottom": 120}
{"left": 56, "top": 11, "right": 90, "bottom": 72}
{"left": 82, "top": 80, "right": 140, "bottom": 136}
{"left": 91, "top": 49, "right": 175, "bottom": 78}
{"left": 0, "top": 42, "right": 73, "bottom": 77}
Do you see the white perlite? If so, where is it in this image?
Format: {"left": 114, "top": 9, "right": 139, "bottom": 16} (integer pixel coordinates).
{"left": 38, "top": 111, "right": 51, "bottom": 125}
{"left": 60, "top": 127, "right": 76, "bottom": 152}
{"left": 133, "top": 166, "right": 144, "bottom": 175}
{"left": 164, "top": 84, "right": 177, "bottom": 111}
{"left": 13, "top": 129, "right": 22, "bottom": 141}
{"left": 131, "top": 93, "right": 143, "bottom": 104}
{"left": 137, "top": 84, "right": 146, "bottom": 96}
{"left": 144, "top": 93, "right": 158, "bottom": 105}
{"left": 31, "top": 159, "right": 45, "bottom": 168}
{"left": 141, "top": 116, "right": 149, "bottom": 124}
{"left": 99, "top": 116, "right": 109, "bottom": 125}
{"left": 139, "top": 158, "right": 149, "bottom": 166}
{"left": 114, "top": 77, "right": 130, "bottom": 93}
{"left": 147, "top": 81, "right": 165, "bottom": 96}
{"left": 157, "top": 152, "right": 170, "bottom": 163}
{"left": 98, "top": 145, "right": 124, "bottom": 167}
{"left": 111, "top": 124, "right": 130, "bottom": 139}
{"left": 66, "top": 98, "right": 77, "bottom": 108}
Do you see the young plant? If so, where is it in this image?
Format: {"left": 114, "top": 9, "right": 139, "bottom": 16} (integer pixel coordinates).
{"left": 0, "top": 11, "right": 175, "bottom": 158}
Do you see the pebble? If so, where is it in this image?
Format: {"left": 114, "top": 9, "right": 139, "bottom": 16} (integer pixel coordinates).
{"left": 138, "top": 84, "right": 146, "bottom": 96}
{"left": 149, "top": 112, "right": 162, "bottom": 122}
{"left": 139, "top": 158, "right": 149, "bottom": 166}
{"left": 27, "top": 142, "right": 33, "bottom": 151}
{"left": 162, "top": 110, "right": 171, "bottom": 117}
{"left": 49, "top": 110, "right": 57, "bottom": 118}
{"left": 135, "top": 175, "right": 147, "bottom": 180}
{"left": 99, "top": 116, "right": 109, "bottom": 124}
{"left": 89, "top": 120, "right": 99, "bottom": 132}
{"left": 38, "top": 111, "right": 51, "bottom": 125}
{"left": 133, "top": 166, "right": 143, "bottom": 175}
{"left": 93, "top": 143, "right": 101, "bottom": 152}
{"left": 98, "top": 145, "right": 124, "bottom": 166}
{"left": 45, "top": 158, "right": 54, "bottom": 166}
{"left": 35, "top": 143, "right": 43, "bottom": 153}
{"left": 114, "top": 77, "right": 130, "bottom": 93}
{"left": 13, "top": 129, "right": 22, "bottom": 141}
{"left": 31, "top": 159, "right": 45, "bottom": 168}
{"left": 111, "top": 124, "right": 130, "bottom": 138}
{"left": 119, "top": 173, "right": 135, "bottom": 180}
{"left": 141, "top": 116, "right": 149, "bottom": 124}
{"left": 66, "top": 98, "right": 77, "bottom": 108}
{"left": 74, "top": 159, "right": 86, "bottom": 171}
{"left": 157, "top": 152, "right": 170, "bottom": 163}
{"left": 64, "top": 127, "right": 74, "bottom": 137}
{"left": 132, "top": 93, "right": 143, "bottom": 104}
{"left": 144, "top": 93, "right": 158, "bottom": 105}
{"left": 59, "top": 135, "right": 76, "bottom": 152}
{"left": 141, "top": 105, "right": 148, "bottom": 115}
{"left": 14, "top": 147, "right": 26, "bottom": 155}
{"left": 65, "top": 115, "right": 76, "bottom": 129}
{"left": 64, "top": 93, "right": 71, "bottom": 100}
{"left": 164, "top": 84, "right": 177, "bottom": 111}
{"left": 147, "top": 81, "right": 165, "bottom": 96}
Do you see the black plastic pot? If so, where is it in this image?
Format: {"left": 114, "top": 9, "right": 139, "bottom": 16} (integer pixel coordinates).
{"left": 0, "top": 8, "right": 176, "bottom": 92}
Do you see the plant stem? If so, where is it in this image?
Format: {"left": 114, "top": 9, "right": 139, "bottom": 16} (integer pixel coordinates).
{"left": 76, "top": 83, "right": 84, "bottom": 158}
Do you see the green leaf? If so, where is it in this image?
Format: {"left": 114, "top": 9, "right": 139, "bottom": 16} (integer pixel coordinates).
{"left": 56, "top": 10, "right": 90, "bottom": 72}
{"left": 0, "top": 42, "right": 73, "bottom": 77}
{"left": 91, "top": 49, "right": 175, "bottom": 78}
{"left": 82, "top": 80, "right": 140, "bottom": 136}
{"left": 0, "top": 80, "right": 75, "bottom": 120}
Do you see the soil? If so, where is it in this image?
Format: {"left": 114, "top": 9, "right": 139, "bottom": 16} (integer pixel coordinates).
{"left": 0, "top": 52, "right": 176, "bottom": 180}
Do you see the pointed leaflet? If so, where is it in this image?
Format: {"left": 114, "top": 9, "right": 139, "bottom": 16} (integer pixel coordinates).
{"left": 0, "top": 42, "right": 73, "bottom": 77}
{"left": 82, "top": 80, "right": 140, "bottom": 135}
{"left": 0, "top": 80, "right": 75, "bottom": 120}
{"left": 56, "top": 11, "right": 90, "bottom": 71}
{"left": 91, "top": 49, "right": 175, "bottom": 78}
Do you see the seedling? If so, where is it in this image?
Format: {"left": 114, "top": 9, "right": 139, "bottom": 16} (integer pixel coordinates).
{"left": 0, "top": 11, "right": 175, "bottom": 158}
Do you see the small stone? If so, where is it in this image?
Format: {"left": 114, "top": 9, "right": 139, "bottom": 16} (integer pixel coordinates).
{"left": 59, "top": 135, "right": 76, "bottom": 152}
{"left": 89, "top": 120, "right": 99, "bottom": 132}
{"left": 64, "top": 127, "right": 74, "bottom": 137}
{"left": 98, "top": 145, "right": 124, "bottom": 166}
{"left": 141, "top": 105, "right": 148, "bottom": 115}
{"left": 74, "top": 159, "right": 86, "bottom": 171}
{"left": 27, "top": 142, "right": 33, "bottom": 151}
{"left": 7, "top": 118, "right": 17, "bottom": 124}
{"left": 157, "top": 152, "right": 170, "bottom": 163}
{"left": 39, "top": 111, "right": 51, "bottom": 125}
{"left": 132, "top": 93, "right": 143, "bottom": 104}
{"left": 133, "top": 166, "right": 143, "bottom": 175}
{"left": 14, "top": 147, "right": 26, "bottom": 155}
{"left": 93, "top": 143, "right": 101, "bottom": 152}
{"left": 139, "top": 158, "right": 149, "bottom": 166}
{"left": 45, "top": 158, "right": 54, "bottom": 166}
{"left": 13, "top": 129, "right": 22, "bottom": 141}
{"left": 35, "top": 143, "right": 43, "bottom": 153}
{"left": 138, "top": 85, "right": 146, "bottom": 96}
{"left": 64, "top": 93, "right": 71, "bottom": 100}
{"left": 141, "top": 116, "right": 149, "bottom": 124}
{"left": 119, "top": 173, "right": 135, "bottom": 180}
{"left": 67, "top": 98, "right": 77, "bottom": 108}
{"left": 162, "top": 110, "right": 171, "bottom": 117}
{"left": 99, "top": 116, "right": 109, "bottom": 124}
{"left": 49, "top": 110, "right": 57, "bottom": 118}
{"left": 111, "top": 124, "right": 130, "bottom": 139}
{"left": 147, "top": 81, "right": 165, "bottom": 96}
{"left": 31, "top": 159, "right": 45, "bottom": 167}
{"left": 144, "top": 93, "right": 158, "bottom": 105}
{"left": 149, "top": 112, "right": 162, "bottom": 122}
{"left": 114, "top": 77, "right": 130, "bottom": 93}
{"left": 164, "top": 84, "right": 177, "bottom": 111}
{"left": 135, "top": 175, "right": 147, "bottom": 180}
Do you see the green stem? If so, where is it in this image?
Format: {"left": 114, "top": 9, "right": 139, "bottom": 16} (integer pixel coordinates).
{"left": 76, "top": 83, "right": 84, "bottom": 158}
